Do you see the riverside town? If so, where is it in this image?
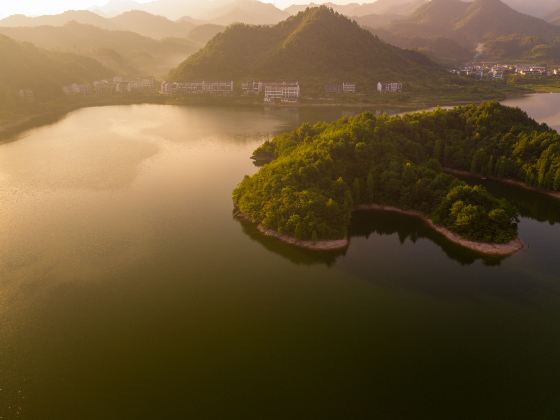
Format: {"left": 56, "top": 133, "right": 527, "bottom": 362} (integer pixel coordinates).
{"left": 56, "top": 77, "right": 405, "bottom": 104}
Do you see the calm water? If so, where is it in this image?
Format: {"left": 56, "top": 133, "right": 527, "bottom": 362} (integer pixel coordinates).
{"left": 1, "top": 98, "right": 560, "bottom": 419}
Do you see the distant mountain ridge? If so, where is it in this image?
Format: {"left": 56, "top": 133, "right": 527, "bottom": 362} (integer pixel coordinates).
{"left": 286, "top": 0, "right": 428, "bottom": 17}
{"left": 0, "top": 22, "right": 200, "bottom": 77}
{"left": 0, "top": 9, "right": 199, "bottom": 40}
{"left": 0, "top": 34, "right": 112, "bottom": 105}
{"left": 93, "top": 0, "right": 289, "bottom": 25}
{"left": 170, "top": 7, "right": 459, "bottom": 93}
{"left": 375, "top": 0, "right": 560, "bottom": 63}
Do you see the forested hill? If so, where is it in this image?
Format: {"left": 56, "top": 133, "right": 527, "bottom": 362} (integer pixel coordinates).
{"left": 234, "top": 102, "right": 560, "bottom": 244}
{"left": 0, "top": 34, "right": 112, "bottom": 106}
{"left": 375, "top": 0, "right": 560, "bottom": 63}
{"left": 170, "top": 7, "right": 458, "bottom": 92}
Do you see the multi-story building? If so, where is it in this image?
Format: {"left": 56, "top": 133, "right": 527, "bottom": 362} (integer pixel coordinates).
{"left": 325, "top": 82, "right": 357, "bottom": 95}
{"left": 263, "top": 82, "right": 300, "bottom": 103}
{"left": 241, "top": 81, "right": 264, "bottom": 95}
{"left": 93, "top": 80, "right": 115, "bottom": 96}
{"left": 62, "top": 83, "right": 91, "bottom": 95}
{"left": 377, "top": 81, "right": 402, "bottom": 93}
{"left": 161, "top": 81, "right": 234, "bottom": 96}
{"left": 342, "top": 83, "right": 357, "bottom": 94}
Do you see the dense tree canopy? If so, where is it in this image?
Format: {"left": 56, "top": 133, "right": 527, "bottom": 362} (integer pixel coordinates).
{"left": 234, "top": 102, "right": 559, "bottom": 244}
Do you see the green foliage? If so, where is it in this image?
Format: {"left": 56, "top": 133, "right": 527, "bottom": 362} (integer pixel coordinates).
{"left": 170, "top": 7, "right": 456, "bottom": 94}
{"left": 233, "top": 102, "right": 550, "bottom": 244}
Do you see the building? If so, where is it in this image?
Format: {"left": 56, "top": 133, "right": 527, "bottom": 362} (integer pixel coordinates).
{"left": 263, "top": 82, "right": 300, "bottom": 103}
{"left": 515, "top": 65, "right": 547, "bottom": 77}
{"left": 63, "top": 83, "right": 91, "bottom": 96}
{"left": 325, "top": 82, "right": 357, "bottom": 95}
{"left": 491, "top": 69, "right": 504, "bottom": 80}
{"left": 342, "top": 83, "right": 357, "bottom": 94}
{"left": 241, "top": 81, "right": 264, "bottom": 95}
{"left": 161, "top": 81, "right": 234, "bottom": 96}
{"left": 325, "top": 84, "right": 342, "bottom": 95}
{"left": 377, "top": 81, "right": 402, "bottom": 93}
{"left": 93, "top": 80, "right": 115, "bottom": 96}
{"left": 18, "top": 89, "right": 34, "bottom": 101}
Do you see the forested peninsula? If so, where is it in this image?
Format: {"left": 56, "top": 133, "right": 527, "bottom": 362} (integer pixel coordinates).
{"left": 233, "top": 102, "right": 560, "bottom": 254}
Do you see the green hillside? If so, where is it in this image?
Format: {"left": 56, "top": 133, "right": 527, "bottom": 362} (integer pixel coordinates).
{"left": 171, "top": 7, "right": 462, "bottom": 93}
{"left": 0, "top": 34, "right": 112, "bottom": 107}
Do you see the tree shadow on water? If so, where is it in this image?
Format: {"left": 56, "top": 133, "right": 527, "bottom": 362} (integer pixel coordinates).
{"left": 350, "top": 210, "right": 507, "bottom": 267}
{"left": 234, "top": 210, "right": 508, "bottom": 267}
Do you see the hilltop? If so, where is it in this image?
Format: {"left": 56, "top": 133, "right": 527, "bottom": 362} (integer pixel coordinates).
{"left": 170, "top": 7, "right": 459, "bottom": 93}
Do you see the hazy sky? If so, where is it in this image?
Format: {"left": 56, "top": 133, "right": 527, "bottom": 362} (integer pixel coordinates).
{"left": 0, "top": 0, "right": 369, "bottom": 18}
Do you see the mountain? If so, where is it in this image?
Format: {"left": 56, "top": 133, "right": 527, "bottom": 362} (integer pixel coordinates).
{"left": 376, "top": 0, "right": 560, "bottom": 62}
{"left": 96, "top": 0, "right": 288, "bottom": 24}
{"left": 0, "top": 34, "right": 112, "bottom": 105}
{"left": 0, "top": 23, "right": 199, "bottom": 77}
{"left": 547, "top": 8, "right": 560, "bottom": 25}
{"left": 0, "top": 10, "right": 201, "bottom": 41}
{"left": 171, "top": 7, "right": 455, "bottom": 93}
{"left": 186, "top": 24, "right": 225, "bottom": 45}
{"left": 110, "top": 10, "right": 196, "bottom": 39}
{"left": 286, "top": 1, "right": 428, "bottom": 17}
{"left": 501, "top": 0, "right": 560, "bottom": 18}
{"left": 354, "top": 13, "right": 404, "bottom": 29}
{"left": 92, "top": 0, "right": 144, "bottom": 16}
{"left": 207, "top": 1, "right": 289, "bottom": 25}
{"left": 0, "top": 10, "right": 119, "bottom": 30}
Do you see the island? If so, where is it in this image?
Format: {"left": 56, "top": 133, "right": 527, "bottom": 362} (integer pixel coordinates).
{"left": 233, "top": 102, "right": 560, "bottom": 255}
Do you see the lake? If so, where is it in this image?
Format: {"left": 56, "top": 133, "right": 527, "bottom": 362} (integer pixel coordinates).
{"left": 1, "top": 97, "right": 560, "bottom": 419}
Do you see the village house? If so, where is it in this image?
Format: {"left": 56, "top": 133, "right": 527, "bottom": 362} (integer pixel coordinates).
{"left": 377, "top": 81, "right": 402, "bottom": 93}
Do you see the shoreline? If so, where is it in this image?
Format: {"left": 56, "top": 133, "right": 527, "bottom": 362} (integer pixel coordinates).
{"left": 234, "top": 209, "right": 349, "bottom": 251}
{"left": 235, "top": 206, "right": 523, "bottom": 256}
{"left": 0, "top": 89, "right": 527, "bottom": 143}
{"left": 444, "top": 168, "right": 560, "bottom": 201}
{"left": 354, "top": 204, "right": 523, "bottom": 256}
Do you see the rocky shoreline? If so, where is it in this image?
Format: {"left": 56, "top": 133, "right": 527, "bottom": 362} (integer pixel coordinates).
{"left": 236, "top": 205, "right": 523, "bottom": 256}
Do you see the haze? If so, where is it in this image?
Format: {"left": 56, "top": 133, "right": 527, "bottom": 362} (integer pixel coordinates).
{"left": 0, "top": 0, "right": 369, "bottom": 18}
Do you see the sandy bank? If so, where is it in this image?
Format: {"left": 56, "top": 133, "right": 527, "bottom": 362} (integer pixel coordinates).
{"left": 355, "top": 204, "right": 523, "bottom": 256}
{"left": 236, "top": 205, "right": 523, "bottom": 256}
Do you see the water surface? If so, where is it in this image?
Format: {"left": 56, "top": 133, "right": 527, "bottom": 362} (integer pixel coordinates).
{"left": 1, "top": 99, "right": 560, "bottom": 419}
